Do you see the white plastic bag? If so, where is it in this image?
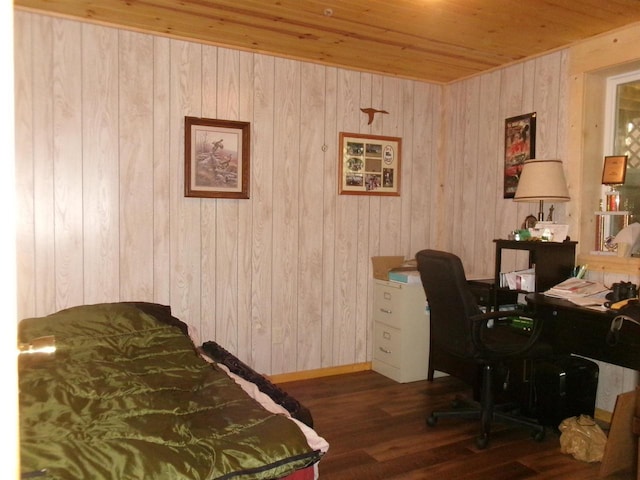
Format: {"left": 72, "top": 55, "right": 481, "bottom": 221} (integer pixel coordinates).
{"left": 559, "top": 415, "right": 607, "bottom": 463}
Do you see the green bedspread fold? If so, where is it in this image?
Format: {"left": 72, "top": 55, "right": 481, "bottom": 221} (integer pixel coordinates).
{"left": 19, "top": 303, "right": 320, "bottom": 480}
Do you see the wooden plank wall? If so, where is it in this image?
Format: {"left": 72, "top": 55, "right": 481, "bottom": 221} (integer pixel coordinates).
{"left": 14, "top": 10, "right": 576, "bottom": 376}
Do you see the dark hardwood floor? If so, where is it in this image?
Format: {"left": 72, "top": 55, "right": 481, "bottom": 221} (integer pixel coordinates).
{"left": 281, "top": 370, "right": 636, "bottom": 480}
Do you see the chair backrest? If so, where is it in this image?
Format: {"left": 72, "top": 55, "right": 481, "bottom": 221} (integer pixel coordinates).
{"left": 415, "top": 249, "right": 483, "bottom": 359}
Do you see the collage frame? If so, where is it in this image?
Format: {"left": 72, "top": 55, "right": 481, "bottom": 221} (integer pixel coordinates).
{"left": 338, "top": 132, "right": 402, "bottom": 196}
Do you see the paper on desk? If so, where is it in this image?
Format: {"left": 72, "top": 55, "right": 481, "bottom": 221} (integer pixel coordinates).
{"left": 567, "top": 292, "right": 608, "bottom": 309}
{"left": 544, "top": 278, "right": 608, "bottom": 299}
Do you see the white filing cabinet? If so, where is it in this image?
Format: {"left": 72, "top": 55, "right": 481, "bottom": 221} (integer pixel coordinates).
{"left": 372, "top": 279, "right": 430, "bottom": 383}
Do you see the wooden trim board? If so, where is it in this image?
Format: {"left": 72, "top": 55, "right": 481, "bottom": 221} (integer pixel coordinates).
{"left": 269, "top": 362, "right": 372, "bottom": 384}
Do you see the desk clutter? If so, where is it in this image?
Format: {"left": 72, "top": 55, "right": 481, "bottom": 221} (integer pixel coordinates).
{"left": 543, "top": 277, "right": 639, "bottom": 312}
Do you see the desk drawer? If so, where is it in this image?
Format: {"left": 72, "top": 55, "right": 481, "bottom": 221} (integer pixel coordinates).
{"left": 373, "top": 322, "right": 401, "bottom": 368}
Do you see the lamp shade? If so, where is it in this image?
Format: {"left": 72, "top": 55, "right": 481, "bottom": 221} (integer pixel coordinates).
{"left": 513, "top": 159, "right": 570, "bottom": 202}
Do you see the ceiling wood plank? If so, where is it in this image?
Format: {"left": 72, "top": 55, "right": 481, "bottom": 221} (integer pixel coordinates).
{"left": 14, "top": 0, "right": 640, "bottom": 83}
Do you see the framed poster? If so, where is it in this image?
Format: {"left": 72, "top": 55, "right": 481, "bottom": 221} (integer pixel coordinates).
{"left": 184, "top": 116, "right": 250, "bottom": 199}
{"left": 504, "top": 112, "right": 536, "bottom": 198}
{"left": 601, "top": 155, "right": 628, "bottom": 185}
{"left": 338, "top": 132, "right": 401, "bottom": 196}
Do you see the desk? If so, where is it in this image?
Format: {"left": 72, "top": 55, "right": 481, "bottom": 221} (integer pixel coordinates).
{"left": 525, "top": 293, "right": 640, "bottom": 371}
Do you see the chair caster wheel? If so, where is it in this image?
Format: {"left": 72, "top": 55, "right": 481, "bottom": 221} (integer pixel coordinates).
{"left": 532, "top": 429, "right": 546, "bottom": 442}
{"left": 475, "top": 434, "right": 489, "bottom": 449}
{"left": 426, "top": 415, "right": 437, "bottom": 427}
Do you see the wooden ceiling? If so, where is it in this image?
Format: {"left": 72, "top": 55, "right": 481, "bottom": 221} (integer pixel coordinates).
{"left": 14, "top": 0, "right": 640, "bottom": 84}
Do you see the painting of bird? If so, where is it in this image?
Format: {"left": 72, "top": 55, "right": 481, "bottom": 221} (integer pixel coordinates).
{"left": 360, "top": 108, "right": 389, "bottom": 125}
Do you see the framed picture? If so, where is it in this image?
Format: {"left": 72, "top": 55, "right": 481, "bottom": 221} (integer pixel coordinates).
{"left": 338, "top": 132, "right": 401, "bottom": 196}
{"left": 184, "top": 116, "right": 250, "bottom": 199}
{"left": 601, "top": 155, "right": 628, "bottom": 185}
{"left": 504, "top": 112, "right": 536, "bottom": 198}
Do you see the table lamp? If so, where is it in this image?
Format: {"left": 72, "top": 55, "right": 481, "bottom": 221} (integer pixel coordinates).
{"left": 513, "top": 159, "right": 570, "bottom": 221}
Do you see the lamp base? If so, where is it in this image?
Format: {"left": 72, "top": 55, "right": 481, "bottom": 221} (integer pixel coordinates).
{"left": 537, "top": 200, "right": 545, "bottom": 222}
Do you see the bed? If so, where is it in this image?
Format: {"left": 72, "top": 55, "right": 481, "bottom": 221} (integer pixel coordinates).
{"left": 18, "top": 302, "right": 328, "bottom": 479}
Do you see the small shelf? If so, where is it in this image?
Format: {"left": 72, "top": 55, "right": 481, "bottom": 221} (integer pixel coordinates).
{"left": 493, "top": 239, "right": 577, "bottom": 310}
{"left": 593, "top": 210, "right": 630, "bottom": 216}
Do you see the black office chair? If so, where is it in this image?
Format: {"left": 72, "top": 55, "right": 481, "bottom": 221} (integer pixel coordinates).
{"left": 415, "top": 249, "right": 548, "bottom": 449}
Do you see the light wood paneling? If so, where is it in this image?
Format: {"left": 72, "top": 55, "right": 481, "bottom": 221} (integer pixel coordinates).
{"left": 250, "top": 53, "right": 276, "bottom": 371}
{"left": 32, "top": 15, "right": 56, "bottom": 317}
{"left": 152, "top": 36, "right": 172, "bottom": 307}
{"left": 459, "top": 76, "right": 481, "bottom": 264}
{"left": 52, "top": 17, "right": 84, "bottom": 310}
{"left": 297, "top": 62, "right": 326, "bottom": 372}
{"left": 320, "top": 66, "right": 338, "bottom": 369}
{"left": 82, "top": 24, "right": 120, "bottom": 303}
{"left": 12, "top": 11, "right": 583, "bottom": 377}
{"left": 408, "top": 82, "right": 437, "bottom": 257}
{"left": 272, "top": 57, "right": 300, "bottom": 373}
{"left": 14, "top": 12, "right": 35, "bottom": 319}
{"left": 119, "top": 30, "right": 155, "bottom": 302}
{"left": 475, "top": 70, "right": 502, "bottom": 276}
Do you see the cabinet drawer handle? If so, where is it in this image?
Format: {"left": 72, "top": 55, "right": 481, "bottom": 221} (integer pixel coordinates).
{"left": 380, "top": 308, "right": 392, "bottom": 314}
{"left": 379, "top": 346, "right": 391, "bottom": 354}
{"left": 383, "top": 331, "right": 391, "bottom": 339}
{"left": 383, "top": 292, "right": 392, "bottom": 300}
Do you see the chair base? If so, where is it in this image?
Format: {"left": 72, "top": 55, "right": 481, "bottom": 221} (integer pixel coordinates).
{"left": 427, "top": 402, "right": 546, "bottom": 449}
{"left": 427, "top": 365, "right": 546, "bottom": 449}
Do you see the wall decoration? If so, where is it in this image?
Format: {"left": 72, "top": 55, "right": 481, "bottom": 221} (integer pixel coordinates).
{"left": 184, "top": 116, "right": 250, "bottom": 199}
{"left": 339, "top": 132, "right": 401, "bottom": 196}
{"left": 360, "top": 107, "right": 389, "bottom": 125}
{"left": 504, "top": 112, "right": 536, "bottom": 198}
{"left": 601, "top": 155, "right": 628, "bottom": 185}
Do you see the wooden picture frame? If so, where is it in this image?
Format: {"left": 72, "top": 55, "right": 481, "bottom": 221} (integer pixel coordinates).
{"left": 601, "top": 155, "right": 628, "bottom": 185}
{"left": 184, "top": 116, "right": 250, "bottom": 199}
{"left": 504, "top": 112, "right": 536, "bottom": 198}
{"left": 338, "top": 132, "right": 401, "bottom": 196}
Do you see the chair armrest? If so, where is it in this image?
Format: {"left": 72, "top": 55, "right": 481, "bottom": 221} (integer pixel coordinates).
{"left": 469, "top": 309, "right": 545, "bottom": 359}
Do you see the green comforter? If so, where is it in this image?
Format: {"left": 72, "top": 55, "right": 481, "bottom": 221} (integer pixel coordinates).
{"left": 19, "top": 303, "right": 321, "bottom": 479}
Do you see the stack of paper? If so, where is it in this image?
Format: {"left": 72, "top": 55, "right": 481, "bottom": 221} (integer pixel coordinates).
{"left": 544, "top": 278, "right": 608, "bottom": 299}
{"left": 500, "top": 268, "right": 535, "bottom": 291}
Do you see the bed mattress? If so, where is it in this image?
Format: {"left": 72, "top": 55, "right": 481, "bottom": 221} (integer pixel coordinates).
{"left": 19, "top": 303, "right": 324, "bottom": 480}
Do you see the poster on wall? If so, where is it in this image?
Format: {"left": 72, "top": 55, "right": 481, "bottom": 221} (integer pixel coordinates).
{"left": 338, "top": 132, "right": 401, "bottom": 196}
{"left": 504, "top": 112, "right": 536, "bottom": 198}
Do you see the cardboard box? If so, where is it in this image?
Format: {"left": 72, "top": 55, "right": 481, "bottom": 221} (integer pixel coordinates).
{"left": 371, "top": 256, "right": 404, "bottom": 280}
